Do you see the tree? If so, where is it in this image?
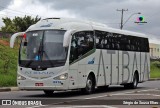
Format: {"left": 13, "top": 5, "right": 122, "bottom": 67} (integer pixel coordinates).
{"left": 1, "top": 15, "right": 41, "bottom": 32}
{"left": 1, "top": 17, "right": 17, "bottom": 32}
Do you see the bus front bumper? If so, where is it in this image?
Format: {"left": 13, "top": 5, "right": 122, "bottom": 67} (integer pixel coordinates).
{"left": 17, "top": 79, "right": 69, "bottom": 91}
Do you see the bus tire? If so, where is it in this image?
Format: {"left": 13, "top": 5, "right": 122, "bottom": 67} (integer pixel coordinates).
{"left": 82, "top": 75, "right": 95, "bottom": 94}
{"left": 124, "top": 73, "right": 138, "bottom": 89}
{"left": 130, "top": 73, "right": 138, "bottom": 89}
{"left": 43, "top": 90, "right": 54, "bottom": 96}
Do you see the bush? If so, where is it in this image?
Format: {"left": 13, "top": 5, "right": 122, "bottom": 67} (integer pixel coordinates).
{"left": 150, "top": 61, "right": 160, "bottom": 78}
{"left": 0, "top": 40, "right": 18, "bottom": 87}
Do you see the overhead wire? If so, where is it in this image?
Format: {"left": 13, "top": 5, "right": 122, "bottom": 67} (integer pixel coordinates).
{"left": 0, "top": 5, "right": 40, "bottom": 17}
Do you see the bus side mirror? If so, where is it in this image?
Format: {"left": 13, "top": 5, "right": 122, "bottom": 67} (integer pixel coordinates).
{"left": 10, "top": 32, "right": 25, "bottom": 48}
{"left": 24, "top": 41, "right": 27, "bottom": 46}
{"left": 63, "top": 30, "right": 76, "bottom": 47}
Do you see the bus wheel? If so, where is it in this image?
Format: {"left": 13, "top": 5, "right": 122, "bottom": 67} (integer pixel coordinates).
{"left": 124, "top": 74, "right": 138, "bottom": 89}
{"left": 130, "top": 73, "right": 138, "bottom": 89}
{"left": 43, "top": 90, "right": 54, "bottom": 96}
{"left": 82, "top": 75, "right": 95, "bottom": 94}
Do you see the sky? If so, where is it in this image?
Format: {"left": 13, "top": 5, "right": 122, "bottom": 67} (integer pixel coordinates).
{"left": 0, "top": 0, "right": 159, "bottom": 43}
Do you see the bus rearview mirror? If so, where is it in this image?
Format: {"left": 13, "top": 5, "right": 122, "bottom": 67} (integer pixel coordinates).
{"left": 10, "top": 32, "right": 25, "bottom": 48}
{"left": 63, "top": 30, "right": 76, "bottom": 47}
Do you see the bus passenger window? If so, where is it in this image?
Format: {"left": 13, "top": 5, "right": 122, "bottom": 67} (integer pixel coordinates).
{"left": 69, "top": 31, "right": 94, "bottom": 64}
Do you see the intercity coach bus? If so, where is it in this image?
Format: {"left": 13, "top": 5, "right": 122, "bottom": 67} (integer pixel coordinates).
{"left": 10, "top": 18, "right": 150, "bottom": 95}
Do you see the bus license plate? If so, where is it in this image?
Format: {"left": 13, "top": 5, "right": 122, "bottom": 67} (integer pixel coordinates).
{"left": 35, "top": 83, "right": 43, "bottom": 86}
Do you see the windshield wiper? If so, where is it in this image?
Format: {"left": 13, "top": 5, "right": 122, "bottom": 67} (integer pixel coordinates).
{"left": 37, "top": 39, "right": 43, "bottom": 61}
{"left": 24, "top": 33, "right": 44, "bottom": 67}
{"left": 24, "top": 41, "right": 43, "bottom": 67}
{"left": 37, "top": 34, "right": 55, "bottom": 67}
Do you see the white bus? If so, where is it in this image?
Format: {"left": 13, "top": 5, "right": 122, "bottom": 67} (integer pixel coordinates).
{"left": 10, "top": 18, "right": 150, "bottom": 95}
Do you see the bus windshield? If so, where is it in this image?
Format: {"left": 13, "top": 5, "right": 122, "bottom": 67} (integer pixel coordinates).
{"left": 19, "top": 30, "right": 67, "bottom": 68}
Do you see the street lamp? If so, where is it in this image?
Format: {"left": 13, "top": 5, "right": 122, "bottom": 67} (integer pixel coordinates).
{"left": 121, "top": 12, "right": 141, "bottom": 29}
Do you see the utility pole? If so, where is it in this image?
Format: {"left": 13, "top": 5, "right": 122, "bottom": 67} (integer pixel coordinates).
{"left": 117, "top": 9, "right": 128, "bottom": 29}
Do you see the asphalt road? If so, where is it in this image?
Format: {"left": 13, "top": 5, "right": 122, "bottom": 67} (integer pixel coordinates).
{"left": 0, "top": 80, "right": 160, "bottom": 108}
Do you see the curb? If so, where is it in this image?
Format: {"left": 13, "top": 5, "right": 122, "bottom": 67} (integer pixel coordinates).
{"left": 149, "top": 78, "right": 160, "bottom": 81}
{"left": 0, "top": 87, "right": 11, "bottom": 92}
{"left": 10, "top": 87, "right": 19, "bottom": 91}
{"left": 0, "top": 87, "right": 19, "bottom": 92}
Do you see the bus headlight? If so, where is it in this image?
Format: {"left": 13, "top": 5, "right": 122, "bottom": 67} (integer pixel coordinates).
{"left": 17, "top": 74, "right": 26, "bottom": 80}
{"left": 54, "top": 73, "right": 68, "bottom": 80}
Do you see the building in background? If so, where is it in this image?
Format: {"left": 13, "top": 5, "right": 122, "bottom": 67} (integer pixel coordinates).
{"left": 149, "top": 43, "right": 160, "bottom": 59}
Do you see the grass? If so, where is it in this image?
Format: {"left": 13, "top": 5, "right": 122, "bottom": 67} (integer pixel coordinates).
{"left": 0, "top": 39, "right": 19, "bottom": 87}
{"left": 150, "top": 61, "right": 160, "bottom": 78}
{"left": 0, "top": 38, "right": 159, "bottom": 87}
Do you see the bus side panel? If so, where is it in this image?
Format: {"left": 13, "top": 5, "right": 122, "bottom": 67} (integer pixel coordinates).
{"left": 128, "top": 51, "right": 134, "bottom": 83}
{"left": 122, "top": 51, "right": 130, "bottom": 83}
{"left": 86, "top": 64, "right": 98, "bottom": 85}
{"left": 118, "top": 51, "right": 123, "bottom": 84}
{"left": 108, "top": 50, "right": 118, "bottom": 85}
{"left": 144, "top": 53, "right": 150, "bottom": 81}
{"left": 69, "top": 62, "right": 78, "bottom": 89}
{"left": 136, "top": 52, "right": 141, "bottom": 82}
{"left": 78, "top": 64, "right": 87, "bottom": 88}
{"left": 78, "top": 51, "right": 98, "bottom": 88}
{"left": 97, "top": 64, "right": 105, "bottom": 86}
{"left": 85, "top": 50, "right": 100, "bottom": 87}
{"left": 129, "top": 51, "right": 141, "bottom": 83}
{"left": 140, "top": 52, "right": 145, "bottom": 81}
{"left": 101, "top": 49, "right": 110, "bottom": 86}
{"left": 140, "top": 52, "right": 150, "bottom": 81}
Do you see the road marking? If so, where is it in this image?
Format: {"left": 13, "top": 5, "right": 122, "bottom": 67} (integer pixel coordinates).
{"left": 113, "top": 93, "right": 151, "bottom": 96}
{"left": 135, "top": 88, "right": 159, "bottom": 92}
{"left": 49, "top": 106, "right": 73, "bottom": 108}
{"left": 85, "top": 94, "right": 111, "bottom": 99}
{"left": 48, "top": 106, "right": 73, "bottom": 108}
{"left": 72, "top": 105, "right": 117, "bottom": 108}
{"left": 26, "top": 105, "right": 48, "bottom": 108}
{"left": 25, "top": 88, "right": 159, "bottom": 108}
{"left": 48, "top": 105, "right": 117, "bottom": 108}
{"left": 85, "top": 88, "right": 159, "bottom": 99}
{"left": 113, "top": 93, "right": 160, "bottom": 97}
{"left": 26, "top": 103, "right": 117, "bottom": 108}
{"left": 152, "top": 95, "right": 160, "bottom": 97}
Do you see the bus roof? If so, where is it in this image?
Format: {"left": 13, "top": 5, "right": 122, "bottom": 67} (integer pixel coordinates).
{"left": 27, "top": 17, "right": 147, "bottom": 38}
